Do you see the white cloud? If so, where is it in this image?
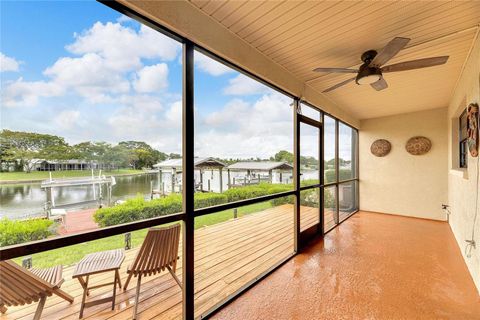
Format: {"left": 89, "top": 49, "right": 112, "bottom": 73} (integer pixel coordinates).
{"left": 44, "top": 53, "right": 130, "bottom": 103}
{"left": 1, "top": 19, "right": 300, "bottom": 159}
{"left": 117, "top": 15, "right": 134, "bottom": 24}
{"left": 196, "top": 93, "right": 294, "bottom": 158}
{"left": 107, "top": 99, "right": 182, "bottom": 153}
{"left": 2, "top": 20, "right": 182, "bottom": 107}
{"left": 252, "top": 93, "right": 293, "bottom": 121}
{"left": 195, "top": 52, "right": 233, "bottom": 76}
{"left": 0, "top": 53, "right": 20, "bottom": 72}
{"left": 54, "top": 110, "right": 81, "bottom": 130}
{"left": 204, "top": 99, "right": 249, "bottom": 127}
{"left": 1, "top": 78, "right": 63, "bottom": 107}
{"left": 133, "top": 63, "right": 168, "bottom": 93}
{"left": 118, "top": 94, "right": 163, "bottom": 112}
{"left": 165, "top": 100, "right": 182, "bottom": 125}
{"left": 223, "top": 74, "right": 270, "bottom": 95}
{"left": 67, "top": 22, "right": 180, "bottom": 71}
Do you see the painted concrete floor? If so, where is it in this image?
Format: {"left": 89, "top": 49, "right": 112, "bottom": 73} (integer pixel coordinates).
{"left": 212, "top": 211, "right": 480, "bottom": 320}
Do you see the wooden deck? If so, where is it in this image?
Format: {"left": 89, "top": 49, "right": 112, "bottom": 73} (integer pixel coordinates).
{"left": 58, "top": 209, "right": 98, "bottom": 235}
{"left": 1, "top": 204, "right": 346, "bottom": 320}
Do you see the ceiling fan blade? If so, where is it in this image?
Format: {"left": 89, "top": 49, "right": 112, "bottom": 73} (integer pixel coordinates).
{"left": 322, "top": 77, "right": 356, "bottom": 93}
{"left": 371, "top": 77, "right": 388, "bottom": 91}
{"left": 370, "top": 37, "right": 410, "bottom": 67}
{"left": 313, "top": 67, "right": 358, "bottom": 73}
{"left": 382, "top": 56, "right": 449, "bottom": 73}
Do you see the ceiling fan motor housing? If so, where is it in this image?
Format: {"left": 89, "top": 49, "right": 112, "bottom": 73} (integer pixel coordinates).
{"left": 361, "top": 50, "right": 378, "bottom": 64}
{"left": 356, "top": 50, "right": 382, "bottom": 85}
{"left": 356, "top": 63, "right": 383, "bottom": 85}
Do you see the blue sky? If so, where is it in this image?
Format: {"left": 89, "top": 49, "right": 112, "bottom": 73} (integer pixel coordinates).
{"left": 1, "top": 1, "right": 349, "bottom": 161}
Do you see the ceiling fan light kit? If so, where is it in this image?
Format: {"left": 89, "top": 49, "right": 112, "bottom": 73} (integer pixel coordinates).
{"left": 356, "top": 66, "right": 382, "bottom": 85}
{"left": 314, "top": 37, "right": 449, "bottom": 93}
{"left": 356, "top": 50, "right": 382, "bottom": 85}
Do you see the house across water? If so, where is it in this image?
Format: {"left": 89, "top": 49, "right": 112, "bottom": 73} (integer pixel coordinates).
{"left": 27, "top": 159, "right": 100, "bottom": 171}
{"left": 151, "top": 159, "right": 294, "bottom": 195}
{"left": 152, "top": 157, "right": 227, "bottom": 194}
{"left": 226, "top": 161, "right": 293, "bottom": 187}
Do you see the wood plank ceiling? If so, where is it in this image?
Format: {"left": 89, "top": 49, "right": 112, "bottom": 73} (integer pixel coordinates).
{"left": 188, "top": 0, "right": 480, "bottom": 119}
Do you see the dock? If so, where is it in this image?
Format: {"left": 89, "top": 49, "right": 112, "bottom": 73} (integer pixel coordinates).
{"left": 40, "top": 174, "right": 116, "bottom": 218}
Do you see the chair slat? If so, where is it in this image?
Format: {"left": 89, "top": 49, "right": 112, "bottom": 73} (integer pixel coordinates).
{"left": 128, "top": 224, "right": 181, "bottom": 276}
{"left": 0, "top": 260, "right": 71, "bottom": 314}
{"left": 153, "top": 228, "right": 166, "bottom": 275}
{"left": 1, "top": 267, "right": 36, "bottom": 304}
{"left": 162, "top": 227, "right": 173, "bottom": 271}
{"left": 124, "top": 223, "right": 181, "bottom": 319}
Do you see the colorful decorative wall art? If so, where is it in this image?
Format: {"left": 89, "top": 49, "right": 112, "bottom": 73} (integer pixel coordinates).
{"left": 467, "top": 102, "right": 479, "bottom": 157}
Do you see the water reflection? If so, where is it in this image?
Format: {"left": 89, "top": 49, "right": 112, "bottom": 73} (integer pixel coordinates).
{"left": 1, "top": 170, "right": 313, "bottom": 219}
{"left": 0, "top": 174, "right": 158, "bottom": 219}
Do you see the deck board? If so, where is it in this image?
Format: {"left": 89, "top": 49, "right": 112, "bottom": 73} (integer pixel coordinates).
{"left": 1, "top": 204, "right": 347, "bottom": 320}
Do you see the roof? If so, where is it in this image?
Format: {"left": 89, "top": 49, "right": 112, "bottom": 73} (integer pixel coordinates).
{"left": 41, "top": 176, "right": 115, "bottom": 188}
{"left": 227, "top": 161, "right": 293, "bottom": 171}
{"left": 30, "top": 159, "right": 93, "bottom": 164}
{"left": 153, "top": 157, "right": 226, "bottom": 169}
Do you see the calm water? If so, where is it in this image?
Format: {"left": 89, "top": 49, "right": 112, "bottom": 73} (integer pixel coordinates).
{"left": 0, "top": 170, "right": 316, "bottom": 219}
{"left": 0, "top": 174, "right": 158, "bottom": 219}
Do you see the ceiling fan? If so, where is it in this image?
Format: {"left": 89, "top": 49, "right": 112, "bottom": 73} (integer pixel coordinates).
{"left": 313, "top": 37, "right": 449, "bottom": 93}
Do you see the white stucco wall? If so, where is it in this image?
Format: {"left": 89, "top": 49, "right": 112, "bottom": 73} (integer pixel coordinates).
{"left": 359, "top": 108, "right": 448, "bottom": 221}
{"left": 447, "top": 32, "right": 480, "bottom": 292}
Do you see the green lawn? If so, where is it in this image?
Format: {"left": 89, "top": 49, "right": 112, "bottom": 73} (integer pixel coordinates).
{"left": 0, "top": 169, "right": 144, "bottom": 181}
{"left": 14, "top": 201, "right": 273, "bottom": 268}
{"left": 194, "top": 201, "right": 271, "bottom": 229}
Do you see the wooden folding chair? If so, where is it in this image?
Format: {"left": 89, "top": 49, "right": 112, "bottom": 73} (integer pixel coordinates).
{"left": 123, "top": 223, "right": 181, "bottom": 319}
{"left": 0, "top": 260, "right": 74, "bottom": 320}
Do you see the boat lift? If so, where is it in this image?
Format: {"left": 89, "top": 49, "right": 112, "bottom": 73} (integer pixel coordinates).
{"left": 41, "top": 170, "right": 116, "bottom": 220}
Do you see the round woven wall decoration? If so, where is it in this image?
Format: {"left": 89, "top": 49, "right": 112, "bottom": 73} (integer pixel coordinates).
{"left": 405, "top": 136, "right": 431, "bottom": 155}
{"left": 370, "top": 139, "right": 391, "bottom": 157}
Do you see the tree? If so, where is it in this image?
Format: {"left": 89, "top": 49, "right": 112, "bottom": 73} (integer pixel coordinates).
{"left": 0, "top": 139, "right": 16, "bottom": 171}
{"left": 0, "top": 130, "right": 176, "bottom": 172}
{"left": 41, "top": 144, "right": 76, "bottom": 161}
{"left": 274, "top": 150, "right": 294, "bottom": 164}
{"left": 0, "top": 130, "right": 69, "bottom": 172}
{"left": 102, "top": 145, "right": 130, "bottom": 170}
{"left": 73, "top": 141, "right": 114, "bottom": 169}
{"left": 169, "top": 153, "right": 181, "bottom": 160}
{"left": 273, "top": 150, "right": 319, "bottom": 168}
{"left": 152, "top": 149, "right": 167, "bottom": 162}
{"left": 118, "top": 141, "right": 167, "bottom": 169}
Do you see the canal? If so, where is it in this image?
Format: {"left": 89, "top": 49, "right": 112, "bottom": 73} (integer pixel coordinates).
{"left": 0, "top": 170, "right": 317, "bottom": 219}
{"left": 0, "top": 174, "right": 159, "bottom": 219}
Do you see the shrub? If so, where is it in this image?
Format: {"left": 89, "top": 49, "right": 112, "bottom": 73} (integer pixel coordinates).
{"left": 224, "top": 183, "right": 292, "bottom": 202}
{"left": 324, "top": 188, "right": 335, "bottom": 208}
{"left": 223, "top": 185, "right": 270, "bottom": 203}
{"left": 270, "top": 195, "right": 293, "bottom": 206}
{"left": 94, "top": 194, "right": 182, "bottom": 227}
{"left": 269, "top": 185, "right": 335, "bottom": 208}
{"left": 300, "top": 179, "right": 319, "bottom": 187}
{"left": 94, "top": 192, "right": 229, "bottom": 227}
{"left": 194, "top": 193, "right": 228, "bottom": 209}
{"left": 325, "top": 169, "right": 352, "bottom": 183}
{"left": 94, "top": 183, "right": 300, "bottom": 227}
{"left": 0, "top": 218, "right": 54, "bottom": 246}
{"left": 300, "top": 189, "right": 319, "bottom": 207}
